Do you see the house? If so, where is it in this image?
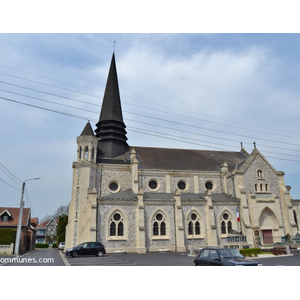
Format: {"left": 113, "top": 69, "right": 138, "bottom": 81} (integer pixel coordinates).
{"left": 0, "top": 207, "right": 38, "bottom": 253}
{"left": 36, "top": 217, "right": 58, "bottom": 246}
{"left": 65, "top": 52, "right": 300, "bottom": 253}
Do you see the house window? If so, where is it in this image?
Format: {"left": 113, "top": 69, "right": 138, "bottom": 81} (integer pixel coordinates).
{"left": 221, "top": 212, "right": 232, "bottom": 235}
{"left": 153, "top": 212, "right": 166, "bottom": 236}
{"left": 109, "top": 213, "right": 124, "bottom": 237}
{"left": 187, "top": 212, "right": 201, "bottom": 236}
{"left": 2, "top": 215, "right": 8, "bottom": 222}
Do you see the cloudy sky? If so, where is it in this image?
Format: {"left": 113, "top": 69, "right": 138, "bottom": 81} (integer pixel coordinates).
{"left": 1, "top": 32, "right": 300, "bottom": 220}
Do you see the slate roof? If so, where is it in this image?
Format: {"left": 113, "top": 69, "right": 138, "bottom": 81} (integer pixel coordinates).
{"left": 80, "top": 121, "right": 95, "bottom": 136}
{"left": 101, "top": 189, "right": 239, "bottom": 203}
{"left": 97, "top": 52, "right": 124, "bottom": 123}
{"left": 113, "top": 146, "right": 248, "bottom": 172}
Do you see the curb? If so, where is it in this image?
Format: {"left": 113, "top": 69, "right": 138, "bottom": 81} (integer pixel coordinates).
{"left": 59, "top": 250, "right": 70, "bottom": 266}
{"left": 246, "top": 254, "right": 294, "bottom": 260}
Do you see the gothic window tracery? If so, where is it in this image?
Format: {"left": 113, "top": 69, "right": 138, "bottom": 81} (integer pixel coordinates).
{"left": 187, "top": 212, "right": 201, "bottom": 236}
{"left": 152, "top": 212, "right": 167, "bottom": 237}
{"left": 109, "top": 212, "right": 124, "bottom": 237}
{"left": 220, "top": 212, "right": 232, "bottom": 235}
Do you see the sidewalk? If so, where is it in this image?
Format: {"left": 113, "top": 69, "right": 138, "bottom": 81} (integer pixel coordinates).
{"left": 246, "top": 253, "right": 294, "bottom": 259}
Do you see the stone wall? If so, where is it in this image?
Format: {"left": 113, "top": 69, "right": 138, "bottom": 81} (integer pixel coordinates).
{"left": 0, "top": 243, "right": 14, "bottom": 255}
{"left": 97, "top": 204, "right": 136, "bottom": 252}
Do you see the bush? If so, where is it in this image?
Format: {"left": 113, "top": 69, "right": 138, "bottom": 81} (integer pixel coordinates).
{"left": 240, "top": 248, "right": 262, "bottom": 257}
{"left": 52, "top": 243, "right": 58, "bottom": 248}
{"left": 272, "top": 246, "right": 287, "bottom": 255}
{"left": 35, "top": 243, "right": 49, "bottom": 248}
{"left": 0, "top": 229, "right": 17, "bottom": 244}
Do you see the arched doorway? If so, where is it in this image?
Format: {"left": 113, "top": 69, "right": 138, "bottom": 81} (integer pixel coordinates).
{"left": 259, "top": 207, "right": 279, "bottom": 245}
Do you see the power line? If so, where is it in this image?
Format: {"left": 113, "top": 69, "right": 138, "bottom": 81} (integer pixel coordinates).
{"left": 1, "top": 65, "right": 299, "bottom": 138}
{"left": 0, "top": 162, "right": 22, "bottom": 184}
{"left": 1, "top": 95, "right": 299, "bottom": 163}
{"left": 0, "top": 177, "right": 21, "bottom": 190}
{"left": 1, "top": 82, "right": 300, "bottom": 150}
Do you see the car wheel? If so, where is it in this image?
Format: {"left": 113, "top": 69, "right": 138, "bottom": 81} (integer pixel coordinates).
{"left": 97, "top": 251, "right": 104, "bottom": 257}
{"left": 72, "top": 252, "right": 78, "bottom": 258}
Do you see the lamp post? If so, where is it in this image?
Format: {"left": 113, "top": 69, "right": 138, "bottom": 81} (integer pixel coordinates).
{"left": 14, "top": 177, "right": 41, "bottom": 255}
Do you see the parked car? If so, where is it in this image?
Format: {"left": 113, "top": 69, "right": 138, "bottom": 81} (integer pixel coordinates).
{"left": 58, "top": 242, "right": 65, "bottom": 250}
{"left": 194, "top": 247, "right": 262, "bottom": 266}
{"left": 66, "top": 242, "right": 106, "bottom": 257}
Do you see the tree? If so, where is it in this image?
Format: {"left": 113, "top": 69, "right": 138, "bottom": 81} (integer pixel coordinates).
{"left": 53, "top": 205, "right": 69, "bottom": 218}
{"left": 57, "top": 214, "right": 68, "bottom": 244}
{"left": 40, "top": 205, "right": 69, "bottom": 223}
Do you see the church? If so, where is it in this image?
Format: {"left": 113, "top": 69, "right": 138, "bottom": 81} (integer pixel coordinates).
{"left": 65, "top": 52, "right": 300, "bottom": 253}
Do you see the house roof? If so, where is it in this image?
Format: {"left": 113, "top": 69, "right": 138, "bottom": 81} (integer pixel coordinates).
{"left": 0, "top": 207, "right": 31, "bottom": 227}
{"left": 37, "top": 218, "right": 59, "bottom": 229}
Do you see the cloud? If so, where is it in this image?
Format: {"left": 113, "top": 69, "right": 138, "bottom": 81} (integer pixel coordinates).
{"left": 1, "top": 33, "right": 300, "bottom": 218}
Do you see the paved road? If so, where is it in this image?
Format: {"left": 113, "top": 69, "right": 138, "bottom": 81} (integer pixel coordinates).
{"left": 0, "top": 248, "right": 66, "bottom": 266}
{"left": 65, "top": 252, "right": 196, "bottom": 266}
{"left": 2, "top": 249, "right": 300, "bottom": 266}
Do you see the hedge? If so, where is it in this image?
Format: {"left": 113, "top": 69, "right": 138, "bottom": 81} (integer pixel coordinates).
{"left": 0, "top": 229, "right": 17, "bottom": 244}
{"left": 240, "top": 248, "right": 262, "bottom": 257}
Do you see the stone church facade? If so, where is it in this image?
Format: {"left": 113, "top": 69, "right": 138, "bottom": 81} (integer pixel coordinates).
{"left": 65, "top": 53, "right": 300, "bottom": 253}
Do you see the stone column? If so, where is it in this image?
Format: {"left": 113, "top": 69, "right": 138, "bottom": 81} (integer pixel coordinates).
{"left": 130, "top": 149, "right": 139, "bottom": 193}
{"left": 174, "top": 189, "right": 186, "bottom": 252}
{"left": 136, "top": 189, "right": 146, "bottom": 253}
{"left": 205, "top": 189, "right": 218, "bottom": 246}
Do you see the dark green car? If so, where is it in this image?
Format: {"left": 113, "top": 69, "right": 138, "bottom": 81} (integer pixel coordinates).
{"left": 194, "top": 247, "right": 262, "bottom": 266}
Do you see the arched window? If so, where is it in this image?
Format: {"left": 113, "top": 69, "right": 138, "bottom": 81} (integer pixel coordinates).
{"left": 110, "top": 222, "right": 116, "bottom": 236}
{"left": 91, "top": 148, "right": 95, "bottom": 161}
{"left": 265, "top": 183, "right": 269, "bottom": 192}
{"left": 109, "top": 212, "right": 124, "bottom": 237}
{"left": 84, "top": 146, "right": 89, "bottom": 160}
{"left": 220, "top": 212, "right": 233, "bottom": 235}
{"left": 152, "top": 212, "right": 166, "bottom": 236}
{"left": 79, "top": 146, "right": 82, "bottom": 160}
{"left": 221, "top": 221, "right": 226, "bottom": 234}
{"left": 187, "top": 212, "right": 201, "bottom": 236}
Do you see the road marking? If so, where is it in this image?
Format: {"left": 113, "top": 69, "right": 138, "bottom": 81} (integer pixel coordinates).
{"left": 59, "top": 250, "right": 70, "bottom": 266}
{"left": 65, "top": 255, "right": 137, "bottom": 266}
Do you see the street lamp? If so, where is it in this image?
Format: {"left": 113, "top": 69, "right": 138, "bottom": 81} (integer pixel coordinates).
{"left": 14, "top": 177, "right": 41, "bottom": 255}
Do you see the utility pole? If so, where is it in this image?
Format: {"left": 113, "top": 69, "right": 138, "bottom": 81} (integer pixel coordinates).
{"left": 14, "top": 177, "right": 40, "bottom": 255}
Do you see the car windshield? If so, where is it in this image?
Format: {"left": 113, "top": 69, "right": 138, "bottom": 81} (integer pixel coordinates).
{"left": 219, "top": 249, "right": 244, "bottom": 259}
